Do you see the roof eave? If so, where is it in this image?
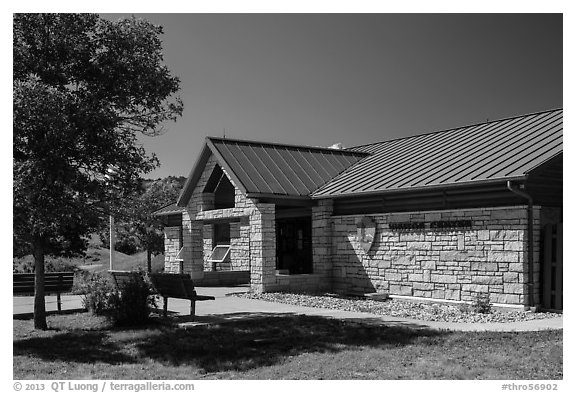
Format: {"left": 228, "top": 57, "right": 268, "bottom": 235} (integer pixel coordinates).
{"left": 245, "top": 192, "right": 312, "bottom": 201}
{"left": 311, "top": 176, "right": 528, "bottom": 199}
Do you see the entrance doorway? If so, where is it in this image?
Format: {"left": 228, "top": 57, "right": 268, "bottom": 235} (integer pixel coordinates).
{"left": 276, "top": 217, "right": 312, "bottom": 274}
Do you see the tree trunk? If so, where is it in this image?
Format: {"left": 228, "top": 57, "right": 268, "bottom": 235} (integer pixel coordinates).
{"left": 32, "top": 236, "right": 47, "bottom": 330}
{"left": 147, "top": 248, "right": 152, "bottom": 273}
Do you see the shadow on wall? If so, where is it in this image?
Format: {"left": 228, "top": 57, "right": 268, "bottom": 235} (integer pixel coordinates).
{"left": 14, "top": 313, "right": 445, "bottom": 373}
{"left": 332, "top": 224, "right": 379, "bottom": 295}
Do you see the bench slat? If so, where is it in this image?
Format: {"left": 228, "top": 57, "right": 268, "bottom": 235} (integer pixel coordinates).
{"left": 13, "top": 272, "right": 75, "bottom": 296}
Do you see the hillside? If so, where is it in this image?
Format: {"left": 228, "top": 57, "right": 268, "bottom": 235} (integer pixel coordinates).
{"left": 13, "top": 245, "right": 165, "bottom": 273}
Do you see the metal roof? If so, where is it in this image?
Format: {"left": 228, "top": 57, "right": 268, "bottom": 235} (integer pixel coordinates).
{"left": 177, "top": 137, "right": 369, "bottom": 206}
{"left": 312, "top": 108, "right": 563, "bottom": 198}
{"left": 152, "top": 202, "right": 186, "bottom": 216}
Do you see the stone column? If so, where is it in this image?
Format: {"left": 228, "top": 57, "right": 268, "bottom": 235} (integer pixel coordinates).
{"left": 249, "top": 202, "right": 276, "bottom": 292}
{"left": 163, "top": 226, "right": 182, "bottom": 273}
{"left": 312, "top": 199, "right": 333, "bottom": 291}
{"left": 182, "top": 218, "right": 205, "bottom": 280}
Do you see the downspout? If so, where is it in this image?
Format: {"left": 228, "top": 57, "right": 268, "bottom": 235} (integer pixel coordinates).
{"left": 506, "top": 181, "right": 535, "bottom": 310}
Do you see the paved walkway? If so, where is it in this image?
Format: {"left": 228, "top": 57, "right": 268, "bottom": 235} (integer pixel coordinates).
{"left": 13, "top": 286, "right": 562, "bottom": 332}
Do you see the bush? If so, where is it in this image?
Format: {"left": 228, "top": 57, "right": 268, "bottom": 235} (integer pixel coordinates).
{"left": 457, "top": 302, "right": 471, "bottom": 313}
{"left": 73, "top": 271, "right": 118, "bottom": 315}
{"left": 109, "top": 272, "right": 158, "bottom": 326}
{"left": 472, "top": 292, "right": 492, "bottom": 314}
{"left": 73, "top": 270, "right": 157, "bottom": 326}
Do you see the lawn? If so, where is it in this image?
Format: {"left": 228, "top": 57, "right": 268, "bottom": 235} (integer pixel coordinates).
{"left": 13, "top": 312, "right": 562, "bottom": 380}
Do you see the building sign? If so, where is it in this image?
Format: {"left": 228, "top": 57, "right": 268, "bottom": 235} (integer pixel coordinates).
{"left": 389, "top": 220, "right": 472, "bottom": 231}
{"left": 389, "top": 222, "right": 425, "bottom": 231}
{"left": 356, "top": 216, "right": 376, "bottom": 253}
{"left": 430, "top": 220, "right": 472, "bottom": 229}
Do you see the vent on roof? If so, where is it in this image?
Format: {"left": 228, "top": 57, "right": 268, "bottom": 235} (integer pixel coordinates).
{"left": 328, "top": 142, "right": 345, "bottom": 150}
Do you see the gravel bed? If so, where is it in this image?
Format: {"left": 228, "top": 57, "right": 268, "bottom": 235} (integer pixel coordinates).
{"left": 234, "top": 292, "right": 562, "bottom": 323}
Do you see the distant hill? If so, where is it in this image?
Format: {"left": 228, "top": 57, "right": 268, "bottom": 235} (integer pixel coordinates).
{"left": 13, "top": 243, "right": 166, "bottom": 273}
{"left": 141, "top": 176, "right": 186, "bottom": 194}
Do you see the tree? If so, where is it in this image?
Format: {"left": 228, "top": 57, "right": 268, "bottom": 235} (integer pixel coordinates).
{"left": 115, "top": 177, "right": 185, "bottom": 272}
{"left": 13, "top": 14, "right": 183, "bottom": 329}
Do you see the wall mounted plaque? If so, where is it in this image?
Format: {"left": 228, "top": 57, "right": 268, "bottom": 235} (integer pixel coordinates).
{"left": 356, "top": 216, "right": 376, "bottom": 253}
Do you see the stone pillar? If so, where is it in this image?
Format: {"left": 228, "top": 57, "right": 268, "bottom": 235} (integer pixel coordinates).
{"left": 163, "top": 226, "right": 182, "bottom": 273}
{"left": 203, "top": 224, "right": 213, "bottom": 271}
{"left": 183, "top": 220, "right": 205, "bottom": 280}
{"left": 312, "top": 199, "right": 333, "bottom": 291}
{"left": 249, "top": 203, "right": 276, "bottom": 292}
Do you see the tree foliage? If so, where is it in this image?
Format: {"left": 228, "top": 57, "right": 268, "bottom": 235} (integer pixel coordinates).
{"left": 13, "top": 14, "right": 183, "bottom": 329}
{"left": 103, "top": 176, "right": 185, "bottom": 271}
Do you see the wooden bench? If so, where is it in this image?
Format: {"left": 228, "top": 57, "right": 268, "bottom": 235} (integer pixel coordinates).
{"left": 149, "top": 273, "right": 215, "bottom": 318}
{"left": 13, "top": 272, "right": 75, "bottom": 311}
{"left": 109, "top": 270, "right": 144, "bottom": 292}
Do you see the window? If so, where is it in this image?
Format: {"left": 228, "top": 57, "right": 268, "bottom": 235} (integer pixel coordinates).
{"left": 203, "top": 165, "right": 235, "bottom": 209}
{"left": 213, "top": 222, "right": 230, "bottom": 246}
{"left": 208, "top": 245, "right": 230, "bottom": 263}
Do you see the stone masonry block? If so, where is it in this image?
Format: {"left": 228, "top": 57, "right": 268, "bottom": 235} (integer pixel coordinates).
{"left": 503, "top": 272, "right": 520, "bottom": 283}
{"left": 407, "top": 242, "right": 432, "bottom": 251}
{"left": 508, "top": 263, "right": 526, "bottom": 272}
{"left": 462, "top": 284, "right": 489, "bottom": 293}
{"left": 408, "top": 273, "right": 423, "bottom": 282}
{"left": 504, "top": 283, "right": 525, "bottom": 294}
{"left": 431, "top": 274, "right": 457, "bottom": 284}
{"left": 420, "top": 260, "right": 436, "bottom": 270}
{"left": 385, "top": 272, "right": 402, "bottom": 281}
{"left": 477, "top": 230, "right": 490, "bottom": 241}
{"left": 394, "top": 255, "right": 416, "bottom": 265}
{"left": 504, "top": 241, "right": 524, "bottom": 251}
{"left": 488, "top": 251, "right": 519, "bottom": 263}
{"left": 491, "top": 293, "right": 520, "bottom": 304}
{"left": 471, "top": 275, "right": 502, "bottom": 285}
{"left": 490, "top": 209, "right": 524, "bottom": 221}
{"left": 414, "top": 282, "right": 434, "bottom": 290}
{"left": 470, "top": 262, "right": 498, "bottom": 271}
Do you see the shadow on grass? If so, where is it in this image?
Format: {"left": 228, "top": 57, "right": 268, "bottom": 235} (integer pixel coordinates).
{"left": 13, "top": 308, "right": 88, "bottom": 320}
{"left": 14, "top": 312, "right": 448, "bottom": 373}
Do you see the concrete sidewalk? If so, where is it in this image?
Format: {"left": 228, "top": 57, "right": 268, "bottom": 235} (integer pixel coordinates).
{"left": 13, "top": 286, "right": 563, "bottom": 332}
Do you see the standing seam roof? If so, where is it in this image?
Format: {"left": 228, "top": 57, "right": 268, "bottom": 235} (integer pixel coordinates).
{"left": 312, "top": 108, "right": 563, "bottom": 198}
{"left": 207, "top": 137, "right": 370, "bottom": 198}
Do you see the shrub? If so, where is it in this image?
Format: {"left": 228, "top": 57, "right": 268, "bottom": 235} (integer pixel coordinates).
{"left": 73, "top": 271, "right": 118, "bottom": 315}
{"left": 73, "top": 270, "right": 157, "bottom": 326}
{"left": 457, "top": 302, "right": 471, "bottom": 313}
{"left": 472, "top": 292, "right": 492, "bottom": 314}
{"left": 109, "top": 272, "right": 158, "bottom": 326}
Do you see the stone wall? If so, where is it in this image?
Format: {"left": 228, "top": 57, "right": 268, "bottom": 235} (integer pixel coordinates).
{"left": 330, "top": 206, "right": 538, "bottom": 306}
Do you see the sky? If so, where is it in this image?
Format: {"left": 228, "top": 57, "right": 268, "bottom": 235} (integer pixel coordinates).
{"left": 97, "top": 14, "right": 561, "bottom": 179}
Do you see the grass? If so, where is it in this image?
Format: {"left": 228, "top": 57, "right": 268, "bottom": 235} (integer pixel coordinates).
{"left": 13, "top": 312, "right": 562, "bottom": 380}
